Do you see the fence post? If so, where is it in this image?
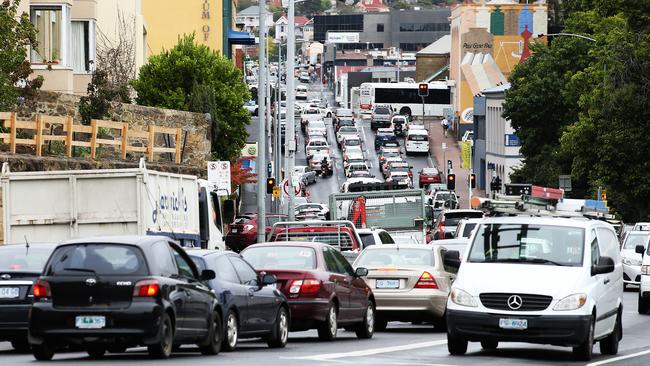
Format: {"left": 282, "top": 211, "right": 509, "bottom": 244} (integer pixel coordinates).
{"left": 121, "top": 123, "right": 128, "bottom": 160}
{"left": 35, "top": 115, "right": 43, "bottom": 157}
{"left": 147, "top": 125, "right": 155, "bottom": 162}
{"left": 9, "top": 112, "right": 16, "bottom": 154}
{"left": 90, "top": 119, "right": 98, "bottom": 160}
{"left": 175, "top": 127, "right": 181, "bottom": 164}
{"left": 65, "top": 116, "right": 73, "bottom": 158}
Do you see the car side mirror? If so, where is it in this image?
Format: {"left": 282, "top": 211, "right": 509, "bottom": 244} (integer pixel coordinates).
{"left": 200, "top": 269, "right": 216, "bottom": 281}
{"left": 592, "top": 256, "right": 615, "bottom": 276}
{"left": 443, "top": 250, "right": 461, "bottom": 273}
{"left": 636, "top": 245, "right": 645, "bottom": 256}
{"left": 354, "top": 267, "right": 369, "bottom": 277}
{"left": 261, "top": 273, "right": 277, "bottom": 286}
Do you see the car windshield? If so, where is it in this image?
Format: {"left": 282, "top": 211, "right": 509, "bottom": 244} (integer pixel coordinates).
{"left": 435, "top": 193, "right": 456, "bottom": 201}
{"left": 391, "top": 166, "right": 410, "bottom": 173}
{"left": 47, "top": 244, "right": 148, "bottom": 275}
{"left": 623, "top": 234, "right": 650, "bottom": 249}
{"left": 0, "top": 246, "right": 55, "bottom": 272}
{"left": 243, "top": 246, "right": 317, "bottom": 270}
{"left": 345, "top": 139, "right": 360, "bottom": 146}
{"left": 467, "top": 224, "right": 585, "bottom": 266}
{"left": 444, "top": 211, "right": 483, "bottom": 226}
{"left": 356, "top": 248, "right": 433, "bottom": 267}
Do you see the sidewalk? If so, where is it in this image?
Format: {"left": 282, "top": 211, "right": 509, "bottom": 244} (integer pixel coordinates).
{"left": 426, "top": 120, "right": 483, "bottom": 208}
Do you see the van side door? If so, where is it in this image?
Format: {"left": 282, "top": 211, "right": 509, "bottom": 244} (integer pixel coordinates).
{"left": 596, "top": 227, "right": 623, "bottom": 335}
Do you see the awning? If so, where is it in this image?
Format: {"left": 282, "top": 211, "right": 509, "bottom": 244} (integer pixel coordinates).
{"left": 228, "top": 30, "right": 255, "bottom": 45}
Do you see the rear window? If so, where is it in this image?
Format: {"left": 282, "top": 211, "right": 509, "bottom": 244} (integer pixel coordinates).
{"left": 242, "top": 246, "right": 317, "bottom": 270}
{"left": 47, "top": 244, "right": 147, "bottom": 276}
{"left": 234, "top": 215, "right": 253, "bottom": 224}
{"left": 408, "top": 134, "right": 428, "bottom": 141}
{"left": 374, "top": 107, "right": 390, "bottom": 115}
{"left": 274, "top": 232, "right": 354, "bottom": 250}
{"left": 359, "top": 234, "right": 377, "bottom": 248}
{"left": 356, "top": 248, "right": 433, "bottom": 267}
{"left": 444, "top": 212, "right": 483, "bottom": 226}
{"left": 461, "top": 223, "right": 477, "bottom": 237}
{"left": 0, "top": 246, "right": 55, "bottom": 272}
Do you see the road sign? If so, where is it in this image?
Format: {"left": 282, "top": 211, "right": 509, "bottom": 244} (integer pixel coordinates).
{"left": 272, "top": 186, "right": 280, "bottom": 199}
{"left": 207, "top": 161, "right": 231, "bottom": 195}
{"left": 441, "top": 142, "right": 447, "bottom": 149}
{"left": 559, "top": 175, "right": 572, "bottom": 192}
{"left": 282, "top": 179, "right": 301, "bottom": 196}
{"left": 447, "top": 160, "right": 453, "bottom": 171}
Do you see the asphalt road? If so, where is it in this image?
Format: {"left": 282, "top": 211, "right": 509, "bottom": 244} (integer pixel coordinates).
{"left": 3, "top": 290, "right": 650, "bottom": 365}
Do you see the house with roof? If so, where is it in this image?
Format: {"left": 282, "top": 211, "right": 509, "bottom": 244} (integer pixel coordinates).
{"left": 415, "top": 35, "right": 451, "bottom": 82}
{"left": 235, "top": 5, "right": 274, "bottom": 33}
{"left": 275, "top": 15, "right": 314, "bottom": 42}
{"left": 355, "top": 0, "right": 389, "bottom": 13}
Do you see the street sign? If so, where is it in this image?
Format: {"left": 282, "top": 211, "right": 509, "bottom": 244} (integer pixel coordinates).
{"left": 441, "top": 142, "right": 447, "bottom": 149}
{"left": 447, "top": 160, "right": 453, "bottom": 171}
{"left": 207, "top": 161, "right": 231, "bottom": 195}
{"left": 559, "top": 175, "right": 572, "bottom": 192}
{"left": 282, "top": 179, "right": 301, "bottom": 196}
{"left": 272, "top": 186, "right": 280, "bottom": 199}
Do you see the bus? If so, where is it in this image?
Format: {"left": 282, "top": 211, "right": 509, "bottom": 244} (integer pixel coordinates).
{"left": 359, "top": 81, "right": 451, "bottom": 118}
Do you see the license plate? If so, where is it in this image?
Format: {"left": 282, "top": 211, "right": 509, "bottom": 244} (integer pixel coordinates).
{"left": 0, "top": 287, "right": 20, "bottom": 298}
{"left": 75, "top": 316, "right": 106, "bottom": 329}
{"left": 499, "top": 318, "right": 528, "bottom": 330}
{"left": 231, "top": 229, "right": 238, "bottom": 233}
{"left": 375, "top": 279, "right": 399, "bottom": 289}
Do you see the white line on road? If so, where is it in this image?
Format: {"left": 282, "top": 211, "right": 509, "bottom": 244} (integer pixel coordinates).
{"left": 586, "top": 349, "right": 650, "bottom": 366}
{"left": 285, "top": 339, "right": 448, "bottom": 361}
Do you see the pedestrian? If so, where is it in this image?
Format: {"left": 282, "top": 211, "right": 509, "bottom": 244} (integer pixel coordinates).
{"left": 441, "top": 117, "right": 449, "bottom": 138}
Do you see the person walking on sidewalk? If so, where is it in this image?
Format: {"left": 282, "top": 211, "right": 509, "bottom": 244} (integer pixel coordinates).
{"left": 441, "top": 117, "right": 449, "bottom": 137}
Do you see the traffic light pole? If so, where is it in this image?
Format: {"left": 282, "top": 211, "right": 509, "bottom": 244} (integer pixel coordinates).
{"left": 256, "top": 4, "right": 267, "bottom": 244}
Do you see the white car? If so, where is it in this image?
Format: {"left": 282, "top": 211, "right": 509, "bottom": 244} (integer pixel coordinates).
{"left": 621, "top": 231, "right": 650, "bottom": 288}
{"left": 337, "top": 126, "right": 359, "bottom": 145}
{"left": 243, "top": 100, "right": 258, "bottom": 115}
{"left": 341, "top": 136, "right": 362, "bottom": 153}
{"left": 453, "top": 218, "right": 483, "bottom": 239}
{"left": 307, "top": 120, "right": 327, "bottom": 137}
{"left": 386, "top": 171, "right": 412, "bottom": 188}
{"left": 340, "top": 177, "right": 383, "bottom": 193}
{"left": 345, "top": 162, "right": 370, "bottom": 178}
{"left": 299, "top": 72, "right": 310, "bottom": 83}
{"left": 445, "top": 216, "right": 623, "bottom": 361}
{"left": 296, "top": 85, "right": 308, "bottom": 100}
{"left": 405, "top": 128, "right": 430, "bottom": 155}
{"left": 356, "top": 228, "right": 396, "bottom": 249}
{"left": 295, "top": 203, "right": 329, "bottom": 221}
{"left": 300, "top": 107, "right": 324, "bottom": 125}
{"left": 310, "top": 152, "right": 332, "bottom": 172}
{"left": 305, "top": 138, "right": 330, "bottom": 159}
{"left": 344, "top": 151, "right": 366, "bottom": 169}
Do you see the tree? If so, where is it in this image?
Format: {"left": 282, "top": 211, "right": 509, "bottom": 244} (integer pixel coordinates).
{"left": 95, "top": 10, "right": 136, "bottom": 101}
{"left": 0, "top": 0, "right": 42, "bottom": 111}
{"left": 391, "top": 1, "right": 411, "bottom": 11}
{"left": 79, "top": 69, "right": 130, "bottom": 125}
{"left": 296, "top": 0, "right": 330, "bottom": 16}
{"left": 131, "top": 34, "right": 251, "bottom": 162}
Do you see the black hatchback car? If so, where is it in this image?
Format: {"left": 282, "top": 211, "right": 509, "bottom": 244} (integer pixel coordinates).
{"left": 188, "top": 250, "right": 290, "bottom": 351}
{"left": 28, "top": 236, "right": 222, "bottom": 361}
{"left": 0, "top": 243, "right": 58, "bottom": 352}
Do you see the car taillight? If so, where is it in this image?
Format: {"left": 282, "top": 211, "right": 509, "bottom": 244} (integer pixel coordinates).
{"left": 642, "top": 265, "right": 650, "bottom": 275}
{"left": 440, "top": 222, "right": 445, "bottom": 238}
{"left": 133, "top": 280, "right": 160, "bottom": 297}
{"left": 415, "top": 272, "right": 438, "bottom": 289}
{"left": 33, "top": 280, "right": 51, "bottom": 298}
{"left": 289, "top": 279, "right": 321, "bottom": 296}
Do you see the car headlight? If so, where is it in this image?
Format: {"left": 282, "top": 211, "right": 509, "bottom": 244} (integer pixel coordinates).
{"left": 623, "top": 257, "right": 642, "bottom": 266}
{"left": 553, "top": 293, "right": 587, "bottom": 311}
{"left": 450, "top": 288, "right": 477, "bottom": 307}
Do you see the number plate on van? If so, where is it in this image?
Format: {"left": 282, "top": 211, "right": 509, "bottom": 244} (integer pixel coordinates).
{"left": 499, "top": 318, "right": 527, "bottom": 330}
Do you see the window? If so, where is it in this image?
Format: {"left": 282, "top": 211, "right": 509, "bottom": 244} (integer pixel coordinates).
{"left": 47, "top": 244, "right": 147, "bottom": 276}
{"left": 71, "top": 20, "right": 95, "bottom": 73}
{"left": 332, "top": 250, "right": 354, "bottom": 276}
{"left": 356, "top": 248, "right": 433, "bottom": 267}
{"left": 152, "top": 241, "right": 177, "bottom": 276}
{"left": 591, "top": 231, "right": 601, "bottom": 266}
{"left": 379, "top": 232, "right": 395, "bottom": 244}
{"left": 242, "top": 246, "right": 317, "bottom": 270}
{"left": 323, "top": 247, "right": 341, "bottom": 273}
{"left": 31, "top": 5, "right": 68, "bottom": 64}
{"left": 280, "top": 25, "right": 285, "bottom": 32}
{"left": 214, "top": 256, "right": 240, "bottom": 283}
{"left": 171, "top": 247, "right": 196, "bottom": 279}
{"left": 377, "top": 24, "right": 384, "bottom": 32}
{"left": 229, "top": 256, "right": 259, "bottom": 286}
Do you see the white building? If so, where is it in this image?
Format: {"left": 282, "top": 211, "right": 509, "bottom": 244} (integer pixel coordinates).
{"left": 235, "top": 6, "right": 273, "bottom": 33}
{"left": 274, "top": 15, "right": 313, "bottom": 42}
{"left": 482, "top": 83, "right": 523, "bottom": 195}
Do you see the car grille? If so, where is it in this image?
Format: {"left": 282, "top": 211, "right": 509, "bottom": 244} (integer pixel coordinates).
{"left": 479, "top": 293, "right": 553, "bottom": 311}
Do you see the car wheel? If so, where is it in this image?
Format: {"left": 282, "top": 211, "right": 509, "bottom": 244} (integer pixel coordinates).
{"left": 199, "top": 310, "right": 222, "bottom": 355}
{"left": 639, "top": 292, "right": 650, "bottom": 314}
{"left": 11, "top": 339, "right": 30, "bottom": 353}
{"left": 480, "top": 340, "right": 498, "bottom": 350}
{"left": 375, "top": 318, "right": 388, "bottom": 331}
{"left": 266, "top": 307, "right": 289, "bottom": 348}
{"left": 573, "top": 315, "right": 594, "bottom": 361}
{"left": 355, "top": 302, "right": 375, "bottom": 339}
{"left": 254, "top": 108, "right": 259, "bottom": 115}
{"left": 32, "top": 343, "right": 55, "bottom": 361}
{"left": 222, "top": 311, "right": 239, "bottom": 352}
{"left": 447, "top": 332, "right": 468, "bottom": 355}
{"left": 148, "top": 312, "right": 174, "bottom": 359}
{"left": 317, "top": 304, "right": 338, "bottom": 341}
{"left": 600, "top": 309, "right": 622, "bottom": 355}
{"left": 87, "top": 345, "right": 106, "bottom": 359}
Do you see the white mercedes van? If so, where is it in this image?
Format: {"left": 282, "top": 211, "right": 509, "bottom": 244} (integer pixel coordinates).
{"left": 444, "top": 216, "right": 623, "bottom": 361}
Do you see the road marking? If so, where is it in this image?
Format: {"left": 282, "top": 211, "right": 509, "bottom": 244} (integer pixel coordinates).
{"left": 286, "top": 339, "right": 447, "bottom": 361}
{"left": 587, "top": 349, "right": 650, "bottom": 366}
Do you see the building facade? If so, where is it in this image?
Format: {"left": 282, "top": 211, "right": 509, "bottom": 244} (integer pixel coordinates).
{"left": 235, "top": 5, "right": 273, "bottom": 34}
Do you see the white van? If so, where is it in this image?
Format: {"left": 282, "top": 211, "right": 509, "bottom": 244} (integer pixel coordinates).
{"left": 296, "top": 85, "right": 308, "bottom": 100}
{"left": 444, "top": 216, "right": 623, "bottom": 361}
{"left": 405, "top": 129, "right": 429, "bottom": 155}
{"left": 636, "top": 240, "right": 650, "bottom": 313}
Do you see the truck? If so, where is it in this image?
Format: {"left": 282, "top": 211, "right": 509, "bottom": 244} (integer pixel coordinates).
{"left": 328, "top": 188, "right": 427, "bottom": 244}
{"left": 1, "top": 159, "right": 229, "bottom": 249}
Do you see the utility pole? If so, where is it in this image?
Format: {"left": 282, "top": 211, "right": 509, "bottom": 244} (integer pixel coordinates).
{"left": 286, "top": 0, "right": 297, "bottom": 220}
{"left": 275, "top": 41, "right": 282, "bottom": 213}
{"left": 256, "top": 2, "right": 267, "bottom": 243}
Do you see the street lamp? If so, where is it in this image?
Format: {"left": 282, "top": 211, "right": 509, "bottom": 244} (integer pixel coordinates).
{"left": 256, "top": 2, "right": 268, "bottom": 243}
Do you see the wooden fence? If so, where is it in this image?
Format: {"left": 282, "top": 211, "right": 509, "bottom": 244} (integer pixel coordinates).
{"left": 0, "top": 112, "right": 182, "bottom": 163}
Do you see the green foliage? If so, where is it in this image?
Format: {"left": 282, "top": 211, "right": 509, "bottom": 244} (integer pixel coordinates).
{"left": 296, "top": 0, "right": 330, "bottom": 16}
{"left": 237, "top": 0, "right": 257, "bottom": 12}
{"left": 131, "top": 34, "right": 251, "bottom": 162}
{"left": 391, "top": 1, "right": 411, "bottom": 10}
{"left": 0, "top": 0, "right": 43, "bottom": 111}
{"left": 79, "top": 69, "right": 130, "bottom": 125}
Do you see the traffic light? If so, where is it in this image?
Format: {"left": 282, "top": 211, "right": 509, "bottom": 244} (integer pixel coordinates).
{"left": 470, "top": 174, "right": 476, "bottom": 189}
{"left": 447, "top": 174, "right": 456, "bottom": 190}
{"left": 491, "top": 176, "right": 503, "bottom": 192}
{"left": 266, "top": 178, "right": 276, "bottom": 194}
{"left": 418, "top": 83, "right": 429, "bottom": 97}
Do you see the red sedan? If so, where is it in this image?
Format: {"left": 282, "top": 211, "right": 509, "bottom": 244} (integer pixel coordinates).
{"left": 225, "top": 213, "right": 287, "bottom": 252}
{"left": 241, "top": 242, "right": 375, "bottom": 341}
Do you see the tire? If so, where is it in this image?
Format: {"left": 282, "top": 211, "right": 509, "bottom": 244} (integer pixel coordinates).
{"left": 11, "top": 339, "right": 30, "bottom": 353}
{"left": 600, "top": 310, "right": 622, "bottom": 355}
{"left": 480, "top": 340, "right": 498, "bottom": 350}
{"left": 199, "top": 311, "right": 222, "bottom": 355}
{"left": 375, "top": 318, "right": 388, "bottom": 331}
{"left": 355, "top": 302, "right": 375, "bottom": 339}
{"left": 148, "top": 312, "right": 174, "bottom": 359}
{"left": 447, "top": 333, "right": 468, "bottom": 355}
{"left": 32, "top": 343, "right": 55, "bottom": 361}
{"left": 222, "top": 311, "right": 239, "bottom": 352}
{"left": 639, "top": 292, "right": 650, "bottom": 314}
{"left": 254, "top": 108, "right": 258, "bottom": 115}
{"left": 266, "top": 307, "right": 289, "bottom": 348}
{"left": 87, "top": 345, "right": 106, "bottom": 359}
{"left": 317, "top": 304, "right": 338, "bottom": 341}
{"left": 573, "top": 316, "right": 594, "bottom": 361}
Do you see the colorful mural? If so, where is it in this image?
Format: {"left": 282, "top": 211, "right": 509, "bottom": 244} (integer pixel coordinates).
{"left": 450, "top": 1, "right": 547, "bottom": 123}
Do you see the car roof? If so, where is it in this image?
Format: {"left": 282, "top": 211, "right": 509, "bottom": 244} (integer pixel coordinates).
{"left": 430, "top": 238, "right": 469, "bottom": 246}
{"left": 421, "top": 167, "right": 439, "bottom": 174}
{"left": 408, "top": 129, "right": 428, "bottom": 135}
{"left": 59, "top": 235, "right": 166, "bottom": 247}
{"left": 362, "top": 244, "right": 432, "bottom": 251}
{"left": 625, "top": 230, "right": 650, "bottom": 236}
{"left": 186, "top": 249, "right": 232, "bottom": 258}
{"left": 478, "top": 216, "right": 607, "bottom": 228}
{"left": 248, "top": 241, "right": 329, "bottom": 250}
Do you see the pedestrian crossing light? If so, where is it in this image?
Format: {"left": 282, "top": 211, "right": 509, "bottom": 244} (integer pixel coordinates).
{"left": 266, "top": 178, "right": 276, "bottom": 194}
{"left": 470, "top": 174, "right": 476, "bottom": 189}
{"left": 418, "top": 83, "right": 429, "bottom": 97}
{"left": 447, "top": 174, "right": 456, "bottom": 190}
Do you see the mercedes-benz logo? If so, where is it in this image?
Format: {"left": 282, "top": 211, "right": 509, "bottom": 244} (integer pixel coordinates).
{"left": 85, "top": 278, "right": 97, "bottom": 286}
{"left": 0, "top": 274, "right": 10, "bottom": 280}
{"left": 507, "top": 295, "right": 523, "bottom": 310}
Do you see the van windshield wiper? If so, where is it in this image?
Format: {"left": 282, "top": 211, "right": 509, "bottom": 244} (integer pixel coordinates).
{"left": 483, "top": 257, "right": 567, "bottom": 266}
{"left": 61, "top": 267, "right": 97, "bottom": 274}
